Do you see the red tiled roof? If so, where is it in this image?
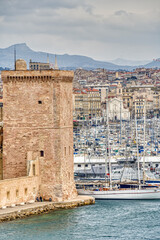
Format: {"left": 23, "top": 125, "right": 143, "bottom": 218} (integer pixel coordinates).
{"left": 84, "top": 88, "right": 99, "bottom": 92}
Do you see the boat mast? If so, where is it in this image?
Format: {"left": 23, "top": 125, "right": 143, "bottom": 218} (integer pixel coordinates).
{"left": 83, "top": 116, "right": 86, "bottom": 179}
{"left": 143, "top": 100, "right": 146, "bottom": 184}
{"left": 104, "top": 89, "right": 108, "bottom": 185}
{"left": 135, "top": 111, "right": 140, "bottom": 188}
{"left": 120, "top": 99, "right": 122, "bottom": 145}
{"left": 106, "top": 88, "right": 112, "bottom": 190}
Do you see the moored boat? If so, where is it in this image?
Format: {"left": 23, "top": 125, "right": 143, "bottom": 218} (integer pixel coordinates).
{"left": 77, "top": 102, "right": 160, "bottom": 200}
{"left": 78, "top": 187, "right": 160, "bottom": 200}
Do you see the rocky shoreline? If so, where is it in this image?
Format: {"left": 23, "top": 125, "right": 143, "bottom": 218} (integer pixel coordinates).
{"left": 0, "top": 196, "right": 95, "bottom": 222}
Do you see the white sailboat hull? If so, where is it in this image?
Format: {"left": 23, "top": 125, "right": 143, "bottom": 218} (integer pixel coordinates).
{"left": 78, "top": 189, "right": 160, "bottom": 200}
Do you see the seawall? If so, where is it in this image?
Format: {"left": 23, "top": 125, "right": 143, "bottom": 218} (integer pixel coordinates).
{"left": 0, "top": 196, "right": 95, "bottom": 222}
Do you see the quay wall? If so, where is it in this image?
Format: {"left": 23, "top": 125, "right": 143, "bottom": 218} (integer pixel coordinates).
{"left": 0, "top": 176, "right": 39, "bottom": 208}
{"left": 0, "top": 196, "right": 95, "bottom": 222}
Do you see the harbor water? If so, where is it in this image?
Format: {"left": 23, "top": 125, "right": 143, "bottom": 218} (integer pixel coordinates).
{"left": 0, "top": 200, "right": 160, "bottom": 240}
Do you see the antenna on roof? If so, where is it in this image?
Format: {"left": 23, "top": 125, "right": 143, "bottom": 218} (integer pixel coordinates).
{"left": 14, "top": 46, "right": 16, "bottom": 70}
{"left": 54, "top": 55, "right": 58, "bottom": 70}
{"left": 47, "top": 53, "right": 49, "bottom": 63}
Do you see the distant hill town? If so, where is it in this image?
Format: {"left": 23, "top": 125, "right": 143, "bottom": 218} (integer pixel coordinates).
{"left": 0, "top": 43, "right": 160, "bottom": 71}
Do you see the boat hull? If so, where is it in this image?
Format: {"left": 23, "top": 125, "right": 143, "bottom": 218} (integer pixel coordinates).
{"left": 78, "top": 189, "right": 160, "bottom": 200}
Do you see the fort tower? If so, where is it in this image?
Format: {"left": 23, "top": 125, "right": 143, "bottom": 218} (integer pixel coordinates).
{"left": 1, "top": 59, "right": 77, "bottom": 201}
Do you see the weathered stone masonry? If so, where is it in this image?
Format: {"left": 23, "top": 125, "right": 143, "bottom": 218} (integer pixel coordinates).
{"left": 1, "top": 62, "right": 77, "bottom": 202}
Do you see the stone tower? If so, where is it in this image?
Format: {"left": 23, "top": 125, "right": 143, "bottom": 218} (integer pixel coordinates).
{"left": 1, "top": 59, "right": 77, "bottom": 201}
{"left": 116, "top": 82, "right": 123, "bottom": 99}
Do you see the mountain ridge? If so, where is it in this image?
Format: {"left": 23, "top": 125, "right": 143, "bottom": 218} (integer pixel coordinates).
{"left": 110, "top": 58, "right": 151, "bottom": 66}
{"left": 0, "top": 43, "right": 159, "bottom": 71}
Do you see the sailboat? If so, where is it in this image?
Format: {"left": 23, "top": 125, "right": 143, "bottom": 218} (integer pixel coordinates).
{"left": 78, "top": 99, "right": 160, "bottom": 199}
{"left": 77, "top": 187, "right": 160, "bottom": 200}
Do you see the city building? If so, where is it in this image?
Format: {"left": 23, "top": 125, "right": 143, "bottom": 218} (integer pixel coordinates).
{"left": 73, "top": 88, "right": 101, "bottom": 119}
{"left": 29, "top": 60, "right": 50, "bottom": 70}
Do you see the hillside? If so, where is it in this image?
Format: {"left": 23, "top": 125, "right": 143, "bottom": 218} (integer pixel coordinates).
{"left": 0, "top": 43, "right": 159, "bottom": 70}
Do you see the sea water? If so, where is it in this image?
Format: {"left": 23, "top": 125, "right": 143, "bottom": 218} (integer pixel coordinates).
{"left": 0, "top": 200, "right": 160, "bottom": 240}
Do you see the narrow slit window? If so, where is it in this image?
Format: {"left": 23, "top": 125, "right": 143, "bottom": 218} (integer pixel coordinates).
{"left": 7, "top": 191, "right": 10, "bottom": 200}
{"left": 16, "top": 189, "right": 19, "bottom": 198}
{"left": 25, "top": 188, "right": 28, "bottom": 196}
{"left": 40, "top": 151, "right": 44, "bottom": 157}
{"left": 64, "top": 147, "right": 66, "bottom": 156}
{"left": 33, "top": 164, "right": 36, "bottom": 176}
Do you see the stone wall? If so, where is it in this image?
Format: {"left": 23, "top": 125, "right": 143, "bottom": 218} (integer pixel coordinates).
{"left": 0, "top": 153, "right": 2, "bottom": 180}
{"left": 0, "top": 176, "right": 39, "bottom": 208}
{"left": 1, "top": 69, "right": 77, "bottom": 202}
{"left": 0, "top": 126, "right": 2, "bottom": 180}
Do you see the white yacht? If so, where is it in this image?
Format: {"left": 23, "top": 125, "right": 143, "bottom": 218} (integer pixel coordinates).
{"left": 78, "top": 188, "right": 160, "bottom": 200}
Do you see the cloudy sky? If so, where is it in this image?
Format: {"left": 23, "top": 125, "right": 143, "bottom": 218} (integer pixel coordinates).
{"left": 0, "top": 0, "right": 160, "bottom": 61}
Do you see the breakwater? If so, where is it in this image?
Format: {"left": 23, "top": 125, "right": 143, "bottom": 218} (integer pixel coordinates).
{"left": 0, "top": 196, "right": 95, "bottom": 222}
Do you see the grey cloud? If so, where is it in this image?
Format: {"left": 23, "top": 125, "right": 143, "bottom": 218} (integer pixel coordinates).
{"left": 4, "top": 6, "right": 158, "bottom": 41}
{"left": 0, "top": 0, "right": 91, "bottom": 16}
{"left": 115, "top": 10, "right": 129, "bottom": 16}
{"left": 0, "top": 0, "right": 160, "bottom": 60}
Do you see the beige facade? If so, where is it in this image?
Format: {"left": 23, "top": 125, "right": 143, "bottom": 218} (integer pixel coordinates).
{"left": 133, "top": 98, "right": 145, "bottom": 118}
{"left": 133, "top": 98, "right": 153, "bottom": 118}
{"left": 29, "top": 61, "right": 50, "bottom": 70}
{"left": 122, "top": 90, "right": 133, "bottom": 110}
{"left": 87, "top": 89, "right": 101, "bottom": 118}
{"left": 121, "top": 85, "right": 160, "bottom": 117}
{"left": 73, "top": 92, "right": 88, "bottom": 119}
{"left": 153, "top": 92, "right": 160, "bottom": 114}
{"left": 73, "top": 89, "right": 101, "bottom": 119}
{"left": 1, "top": 59, "right": 77, "bottom": 205}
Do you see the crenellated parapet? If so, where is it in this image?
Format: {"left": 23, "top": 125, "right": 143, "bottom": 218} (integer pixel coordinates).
{"left": 2, "top": 70, "right": 74, "bottom": 83}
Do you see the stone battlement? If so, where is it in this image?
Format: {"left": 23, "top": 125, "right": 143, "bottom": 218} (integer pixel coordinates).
{"left": 2, "top": 70, "right": 74, "bottom": 83}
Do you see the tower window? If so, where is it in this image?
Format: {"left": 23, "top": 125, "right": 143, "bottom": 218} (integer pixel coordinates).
{"left": 7, "top": 191, "right": 10, "bottom": 200}
{"left": 25, "top": 188, "right": 28, "bottom": 196}
{"left": 40, "top": 151, "right": 44, "bottom": 157}
{"left": 64, "top": 147, "right": 66, "bottom": 156}
{"left": 33, "top": 164, "right": 36, "bottom": 176}
{"left": 38, "top": 100, "right": 42, "bottom": 104}
{"left": 16, "top": 189, "right": 19, "bottom": 198}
